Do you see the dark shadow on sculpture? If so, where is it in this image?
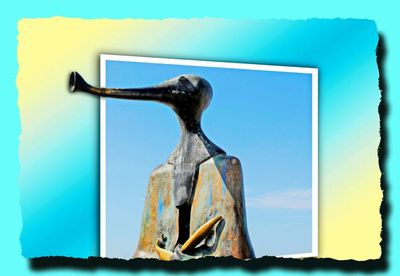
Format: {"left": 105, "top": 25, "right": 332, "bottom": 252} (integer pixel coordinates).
{"left": 30, "top": 33, "right": 388, "bottom": 272}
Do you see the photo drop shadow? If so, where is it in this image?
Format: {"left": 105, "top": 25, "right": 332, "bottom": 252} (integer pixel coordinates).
{"left": 29, "top": 34, "right": 389, "bottom": 273}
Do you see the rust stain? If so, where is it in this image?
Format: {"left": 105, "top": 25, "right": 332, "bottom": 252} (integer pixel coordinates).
{"left": 134, "top": 156, "right": 253, "bottom": 259}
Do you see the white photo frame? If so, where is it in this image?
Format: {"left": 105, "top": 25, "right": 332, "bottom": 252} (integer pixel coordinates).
{"left": 100, "top": 54, "right": 318, "bottom": 259}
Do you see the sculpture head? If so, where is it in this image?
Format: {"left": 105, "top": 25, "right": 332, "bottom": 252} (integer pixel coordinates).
{"left": 69, "top": 72, "right": 212, "bottom": 128}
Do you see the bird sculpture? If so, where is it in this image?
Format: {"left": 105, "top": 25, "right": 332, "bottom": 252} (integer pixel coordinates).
{"left": 69, "top": 71, "right": 254, "bottom": 260}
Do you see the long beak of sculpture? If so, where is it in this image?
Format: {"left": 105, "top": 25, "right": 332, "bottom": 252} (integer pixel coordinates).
{"left": 69, "top": 71, "right": 172, "bottom": 103}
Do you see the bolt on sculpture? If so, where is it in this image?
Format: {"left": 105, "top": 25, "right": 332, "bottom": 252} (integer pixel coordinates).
{"left": 69, "top": 71, "right": 254, "bottom": 260}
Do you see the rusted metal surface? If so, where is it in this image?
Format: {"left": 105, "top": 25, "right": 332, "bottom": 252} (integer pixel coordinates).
{"left": 133, "top": 164, "right": 178, "bottom": 259}
{"left": 69, "top": 71, "right": 254, "bottom": 260}
{"left": 132, "top": 155, "right": 254, "bottom": 260}
{"left": 190, "top": 155, "right": 254, "bottom": 258}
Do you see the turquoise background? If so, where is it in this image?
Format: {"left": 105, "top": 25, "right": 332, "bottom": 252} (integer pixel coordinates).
{"left": 1, "top": 0, "right": 398, "bottom": 275}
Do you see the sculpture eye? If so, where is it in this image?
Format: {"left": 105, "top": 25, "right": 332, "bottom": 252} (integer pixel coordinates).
{"left": 177, "top": 76, "right": 196, "bottom": 92}
{"left": 179, "top": 76, "right": 188, "bottom": 83}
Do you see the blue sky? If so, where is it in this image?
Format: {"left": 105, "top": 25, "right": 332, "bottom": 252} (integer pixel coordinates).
{"left": 105, "top": 59, "right": 313, "bottom": 258}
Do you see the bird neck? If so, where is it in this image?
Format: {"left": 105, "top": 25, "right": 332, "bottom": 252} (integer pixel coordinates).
{"left": 168, "top": 114, "right": 226, "bottom": 207}
{"left": 167, "top": 114, "right": 225, "bottom": 166}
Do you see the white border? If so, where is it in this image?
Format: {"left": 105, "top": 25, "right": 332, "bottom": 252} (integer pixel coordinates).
{"left": 100, "top": 57, "right": 107, "bottom": 257}
{"left": 100, "top": 54, "right": 318, "bottom": 259}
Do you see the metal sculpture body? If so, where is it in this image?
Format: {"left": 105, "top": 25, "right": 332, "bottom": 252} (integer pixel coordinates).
{"left": 69, "top": 72, "right": 254, "bottom": 260}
